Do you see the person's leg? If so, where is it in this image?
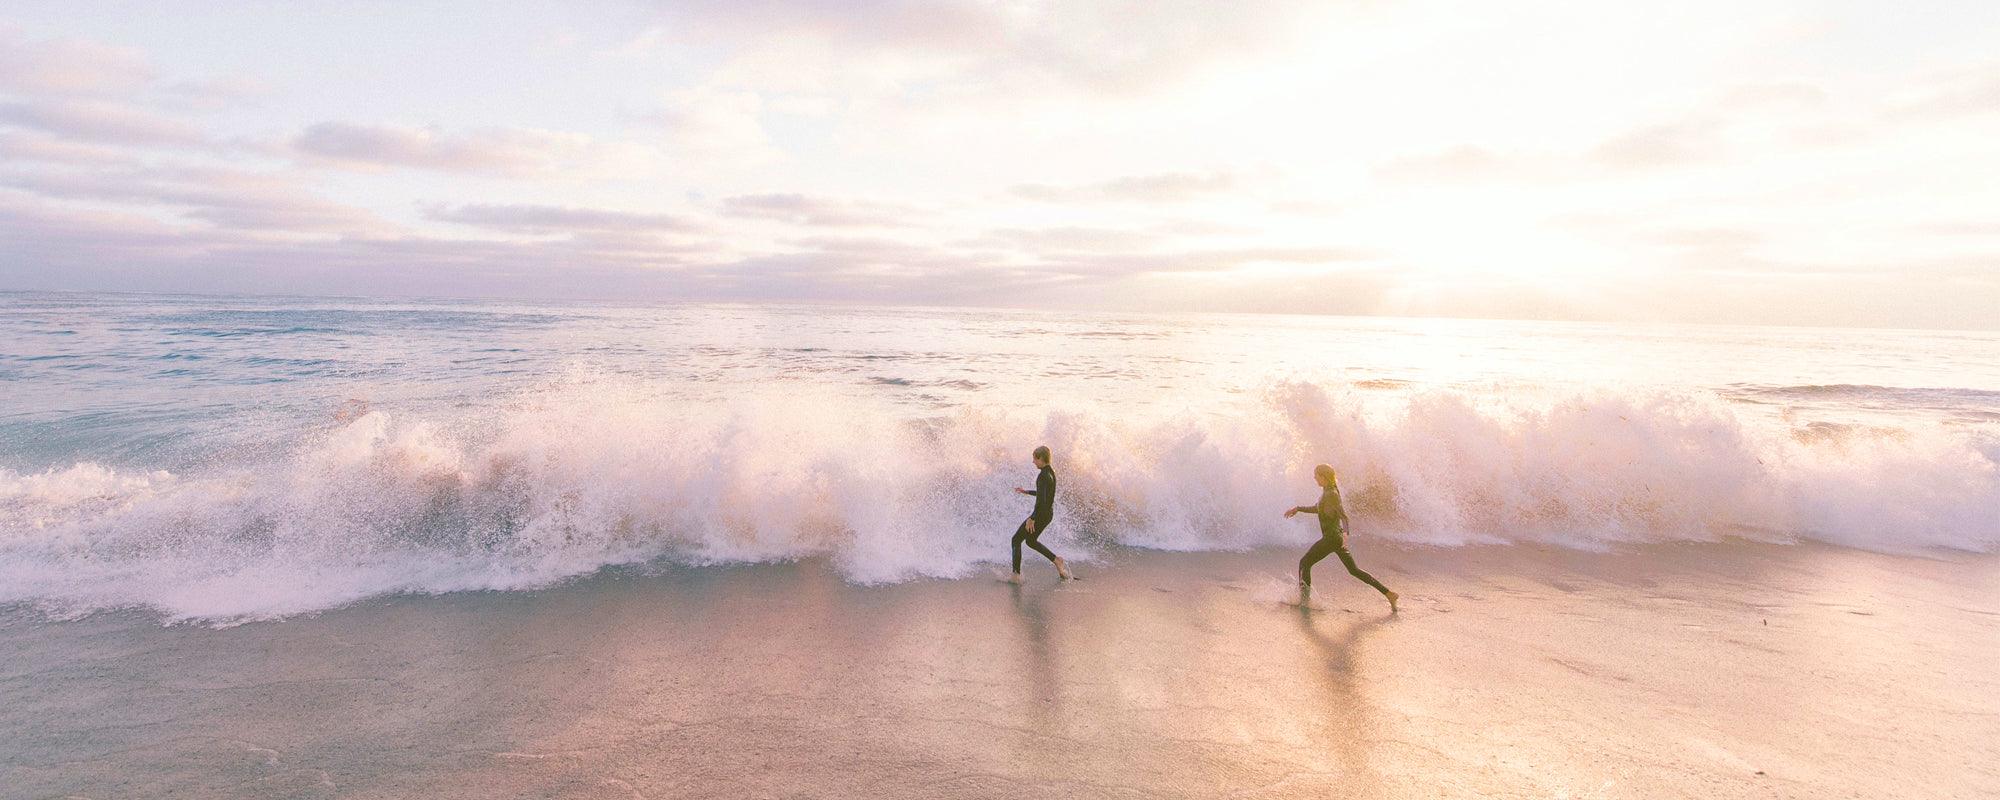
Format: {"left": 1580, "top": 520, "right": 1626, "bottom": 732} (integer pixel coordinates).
{"left": 1011, "top": 521, "right": 1030, "bottom": 574}
{"left": 1024, "top": 524, "right": 1072, "bottom": 578}
{"left": 1333, "top": 547, "right": 1390, "bottom": 595}
{"left": 1022, "top": 531, "right": 1058, "bottom": 564}
{"left": 1335, "top": 546, "right": 1398, "bottom": 610}
{"left": 1297, "top": 536, "right": 1340, "bottom": 587}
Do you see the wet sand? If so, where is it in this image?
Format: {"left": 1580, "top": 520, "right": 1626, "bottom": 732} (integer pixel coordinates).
{"left": 3, "top": 543, "right": 1995, "bottom": 799}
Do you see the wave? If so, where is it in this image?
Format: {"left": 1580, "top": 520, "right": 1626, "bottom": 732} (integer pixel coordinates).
{"left": 868, "top": 376, "right": 987, "bottom": 390}
{"left": 3, "top": 378, "right": 1995, "bottom": 623}
{"left": 1723, "top": 382, "right": 2000, "bottom": 409}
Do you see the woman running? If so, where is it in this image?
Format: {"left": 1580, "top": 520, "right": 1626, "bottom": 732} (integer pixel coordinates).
{"left": 1285, "top": 464, "right": 1396, "bottom": 611}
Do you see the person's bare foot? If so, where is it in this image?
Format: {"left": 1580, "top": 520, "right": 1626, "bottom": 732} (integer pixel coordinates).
{"left": 1385, "top": 590, "right": 1399, "bottom": 613}
{"left": 1006, "top": 572, "right": 1022, "bottom": 584}
{"left": 1053, "top": 557, "right": 1073, "bottom": 580}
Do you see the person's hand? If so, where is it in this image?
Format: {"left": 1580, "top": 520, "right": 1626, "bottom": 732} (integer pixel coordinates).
{"left": 1283, "top": 508, "right": 1298, "bottom": 519}
{"left": 1023, "top": 518, "right": 1036, "bottom": 534}
{"left": 1014, "top": 487, "right": 1031, "bottom": 495}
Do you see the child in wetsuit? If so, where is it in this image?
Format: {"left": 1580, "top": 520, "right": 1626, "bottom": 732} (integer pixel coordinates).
{"left": 1286, "top": 464, "right": 1397, "bottom": 611}
{"left": 1009, "top": 445, "right": 1072, "bottom": 582}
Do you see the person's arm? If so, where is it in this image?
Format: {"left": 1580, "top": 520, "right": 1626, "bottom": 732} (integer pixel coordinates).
{"left": 1032, "top": 471, "right": 1056, "bottom": 523}
{"left": 1284, "top": 501, "right": 1319, "bottom": 518}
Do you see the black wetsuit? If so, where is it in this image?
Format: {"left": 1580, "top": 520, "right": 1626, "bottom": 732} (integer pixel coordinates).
{"left": 1297, "top": 485, "right": 1391, "bottom": 595}
{"left": 1012, "top": 465, "right": 1059, "bottom": 573}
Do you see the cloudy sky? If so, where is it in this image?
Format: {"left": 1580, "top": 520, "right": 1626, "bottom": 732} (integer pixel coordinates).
{"left": 2, "top": 1, "right": 1998, "bottom": 328}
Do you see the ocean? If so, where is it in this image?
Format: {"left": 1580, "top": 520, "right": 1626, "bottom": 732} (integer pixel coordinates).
{"left": 3, "top": 292, "right": 1997, "bottom": 624}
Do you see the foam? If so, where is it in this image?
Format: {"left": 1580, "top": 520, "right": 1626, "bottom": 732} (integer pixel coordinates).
{"left": 2, "top": 378, "right": 1994, "bottom": 623}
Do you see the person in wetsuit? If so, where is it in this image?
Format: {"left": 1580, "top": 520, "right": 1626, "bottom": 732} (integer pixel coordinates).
{"left": 1009, "top": 445, "right": 1072, "bottom": 582}
{"left": 1285, "top": 463, "right": 1397, "bottom": 611}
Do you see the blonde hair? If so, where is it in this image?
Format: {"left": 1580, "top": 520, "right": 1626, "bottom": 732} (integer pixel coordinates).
{"left": 1313, "top": 463, "right": 1338, "bottom": 484}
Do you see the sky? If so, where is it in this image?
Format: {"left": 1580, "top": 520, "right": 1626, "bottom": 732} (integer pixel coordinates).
{"left": 1, "top": 1, "right": 1998, "bottom": 328}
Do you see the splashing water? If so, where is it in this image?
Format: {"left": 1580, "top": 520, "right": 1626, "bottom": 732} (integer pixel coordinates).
{"left": 3, "top": 293, "right": 1996, "bottom": 622}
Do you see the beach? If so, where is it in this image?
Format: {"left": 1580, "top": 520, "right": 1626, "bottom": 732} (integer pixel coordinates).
{"left": 4, "top": 295, "right": 1998, "bottom": 798}
{"left": 8, "top": 3, "right": 2000, "bottom": 796}
{"left": 5, "top": 542, "right": 1994, "bottom": 800}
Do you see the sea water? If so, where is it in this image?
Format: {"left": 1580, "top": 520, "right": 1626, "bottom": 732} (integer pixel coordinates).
{"left": 3, "top": 292, "right": 1996, "bottom": 622}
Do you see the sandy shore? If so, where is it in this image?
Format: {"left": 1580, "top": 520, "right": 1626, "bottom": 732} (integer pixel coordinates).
{"left": 3, "top": 542, "right": 1995, "bottom": 799}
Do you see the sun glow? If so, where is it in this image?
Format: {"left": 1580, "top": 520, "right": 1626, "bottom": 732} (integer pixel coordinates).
{"left": 0, "top": 3, "right": 1994, "bottom": 327}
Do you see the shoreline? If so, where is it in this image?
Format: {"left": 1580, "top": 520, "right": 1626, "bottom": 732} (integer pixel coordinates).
{"left": 4, "top": 542, "right": 1996, "bottom": 799}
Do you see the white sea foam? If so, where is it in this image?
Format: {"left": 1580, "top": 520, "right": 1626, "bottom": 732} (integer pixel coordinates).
{"left": 2, "top": 378, "right": 1995, "bottom": 623}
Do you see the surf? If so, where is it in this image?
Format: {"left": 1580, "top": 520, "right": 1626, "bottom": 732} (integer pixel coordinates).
{"left": 2, "top": 375, "right": 1995, "bottom": 623}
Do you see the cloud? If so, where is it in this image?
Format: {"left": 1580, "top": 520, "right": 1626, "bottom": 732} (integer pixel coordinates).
{"left": 1916, "top": 220, "right": 2000, "bottom": 237}
{"left": 1269, "top": 199, "right": 1340, "bottom": 217}
{"left": 641, "top": 0, "right": 1000, "bottom": 52}
{"left": 0, "top": 129, "right": 140, "bottom": 166}
{"left": 1891, "top": 62, "right": 2000, "bottom": 120}
{"left": 0, "top": 98, "right": 206, "bottom": 147}
{"left": 1715, "top": 81, "right": 1829, "bottom": 113}
{"left": 0, "top": 196, "right": 704, "bottom": 297}
{"left": 650, "top": 87, "right": 778, "bottom": 164}
{"left": 293, "top": 122, "right": 601, "bottom": 176}
{"left": 6, "top": 183, "right": 1994, "bottom": 328}
{"left": 1129, "top": 265, "right": 1395, "bottom": 315}
{"left": 1384, "top": 79, "right": 1850, "bottom": 185}
{"left": 1009, "top": 170, "right": 1238, "bottom": 203}
{"left": 631, "top": 1, "right": 1333, "bottom": 107}
{"left": 1025, "top": 246, "right": 1373, "bottom": 277}
{"left": 185, "top": 200, "right": 382, "bottom": 234}
{"left": 995, "top": 2, "right": 1328, "bottom": 96}
{"left": 0, "top": 27, "right": 154, "bottom": 95}
{"left": 971, "top": 226, "right": 1162, "bottom": 251}
{"left": 677, "top": 250, "right": 996, "bottom": 303}
{"left": 155, "top": 75, "right": 272, "bottom": 112}
{"left": 1642, "top": 227, "right": 1766, "bottom": 249}
{"left": 1151, "top": 219, "right": 1261, "bottom": 237}
{"left": 0, "top": 198, "right": 207, "bottom": 273}
{"left": 2, "top": 5, "right": 1998, "bottom": 328}
{"left": 422, "top": 203, "right": 705, "bottom": 234}
{"left": 0, "top": 163, "right": 387, "bottom": 235}
{"left": 717, "top": 193, "right": 912, "bottom": 226}
{"left": 1375, "top": 146, "right": 1565, "bottom": 183}
{"left": 1590, "top": 120, "right": 1723, "bottom": 169}
{"left": 777, "top": 234, "right": 943, "bottom": 260}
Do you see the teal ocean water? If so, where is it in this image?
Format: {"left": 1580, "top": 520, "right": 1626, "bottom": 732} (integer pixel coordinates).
{"left": 4, "top": 292, "right": 1997, "bottom": 622}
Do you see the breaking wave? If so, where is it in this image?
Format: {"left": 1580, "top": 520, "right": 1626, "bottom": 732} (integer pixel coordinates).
{"left": 3, "top": 378, "right": 1995, "bottom": 623}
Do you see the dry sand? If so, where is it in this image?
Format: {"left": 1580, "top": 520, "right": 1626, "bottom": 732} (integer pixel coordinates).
{"left": 3, "top": 543, "right": 1995, "bottom": 799}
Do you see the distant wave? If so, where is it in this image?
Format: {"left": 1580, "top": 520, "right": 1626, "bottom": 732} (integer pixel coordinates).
{"left": 162, "top": 326, "right": 346, "bottom": 337}
{"left": 1723, "top": 383, "right": 2000, "bottom": 408}
{"left": 3, "top": 378, "right": 1995, "bottom": 623}
{"left": 867, "top": 376, "right": 987, "bottom": 390}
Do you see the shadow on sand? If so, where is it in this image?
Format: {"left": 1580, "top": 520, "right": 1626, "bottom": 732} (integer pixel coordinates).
{"left": 1295, "top": 603, "right": 1399, "bottom": 797}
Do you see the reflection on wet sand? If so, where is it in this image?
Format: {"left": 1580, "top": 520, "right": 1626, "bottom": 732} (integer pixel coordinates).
{"left": 1295, "top": 605, "right": 1399, "bottom": 797}
{"left": 4, "top": 546, "right": 1994, "bottom": 799}
{"left": 1009, "top": 581, "right": 1062, "bottom": 731}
